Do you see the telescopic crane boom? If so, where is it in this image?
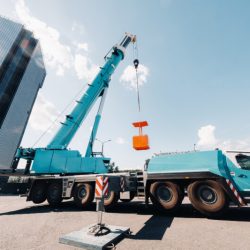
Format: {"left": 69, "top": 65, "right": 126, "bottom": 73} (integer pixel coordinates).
{"left": 48, "top": 33, "right": 136, "bottom": 150}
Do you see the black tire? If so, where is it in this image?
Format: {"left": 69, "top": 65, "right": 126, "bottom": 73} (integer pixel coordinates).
{"left": 104, "top": 190, "right": 119, "bottom": 209}
{"left": 30, "top": 182, "right": 47, "bottom": 204}
{"left": 120, "top": 191, "right": 136, "bottom": 202}
{"left": 149, "top": 181, "right": 183, "bottom": 212}
{"left": 187, "top": 180, "right": 228, "bottom": 216}
{"left": 47, "top": 182, "right": 63, "bottom": 207}
{"left": 73, "top": 183, "right": 94, "bottom": 208}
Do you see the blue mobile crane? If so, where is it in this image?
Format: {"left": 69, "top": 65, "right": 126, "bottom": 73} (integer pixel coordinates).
{"left": 2, "top": 33, "right": 249, "bottom": 217}
{"left": 8, "top": 33, "right": 137, "bottom": 208}
{"left": 16, "top": 33, "right": 136, "bottom": 175}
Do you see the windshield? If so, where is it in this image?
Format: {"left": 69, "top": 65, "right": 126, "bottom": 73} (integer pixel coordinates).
{"left": 235, "top": 154, "right": 250, "bottom": 170}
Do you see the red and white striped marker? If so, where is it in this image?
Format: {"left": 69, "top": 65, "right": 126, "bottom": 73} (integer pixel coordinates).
{"left": 95, "top": 176, "right": 109, "bottom": 198}
{"left": 120, "top": 176, "right": 125, "bottom": 192}
{"left": 226, "top": 179, "right": 245, "bottom": 206}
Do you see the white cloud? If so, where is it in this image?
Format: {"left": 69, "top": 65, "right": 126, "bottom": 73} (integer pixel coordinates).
{"left": 120, "top": 64, "right": 149, "bottom": 90}
{"left": 71, "top": 21, "right": 85, "bottom": 34}
{"left": 56, "top": 66, "right": 64, "bottom": 76}
{"left": 15, "top": 0, "right": 72, "bottom": 76}
{"left": 197, "top": 124, "right": 250, "bottom": 151}
{"left": 29, "top": 94, "right": 59, "bottom": 133}
{"left": 77, "top": 43, "right": 88, "bottom": 52}
{"left": 74, "top": 54, "right": 99, "bottom": 82}
{"left": 14, "top": 0, "right": 97, "bottom": 81}
{"left": 115, "top": 137, "right": 126, "bottom": 145}
{"left": 219, "top": 139, "right": 250, "bottom": 151}
{"left": 197, "top": 125, "right": 217, "bottom": 148}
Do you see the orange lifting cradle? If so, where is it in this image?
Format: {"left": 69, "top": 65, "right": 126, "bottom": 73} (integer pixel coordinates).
{"left": 132, "top": 121, "right": 150, "bottom": 150}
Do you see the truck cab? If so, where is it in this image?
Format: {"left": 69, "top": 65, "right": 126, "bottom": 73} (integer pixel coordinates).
{"left": 224, "top": 151, "right": 250, "bottom": 195}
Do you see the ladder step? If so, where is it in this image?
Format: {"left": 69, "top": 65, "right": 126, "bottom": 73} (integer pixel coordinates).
{"left": 134, "top": 171, "right": 145, "bottom": 197}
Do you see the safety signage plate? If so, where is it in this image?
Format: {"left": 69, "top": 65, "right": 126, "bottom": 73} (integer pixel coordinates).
{"left": 95, "top": 176, "right": 108, "bottom": 198}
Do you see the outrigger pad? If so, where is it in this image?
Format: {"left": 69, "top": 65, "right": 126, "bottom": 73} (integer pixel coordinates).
{"left": 59, "top": 224, "right": 130, "bottom": 250}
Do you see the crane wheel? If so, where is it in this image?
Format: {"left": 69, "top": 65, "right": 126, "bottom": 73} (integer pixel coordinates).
{"left": 149, "top": 181, "right": 183, "bottom": 212}
{"left": 187, "top": 180, "right": 228, "bottom": 216}
{"left": 47, "top": 182, "right": 63, "bottom": 207}
{"left": 104, "top": 191, "right": 119, "bottom": 209}
{"left": 73, "top": 183, "right": 94, "bottom": 208}
{"left": 30, "top": 182, "right": 47, "bottom": 204}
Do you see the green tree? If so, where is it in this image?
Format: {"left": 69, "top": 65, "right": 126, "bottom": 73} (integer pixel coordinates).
{"left": 108, "top": 162, "right": 119, "bottom": 173}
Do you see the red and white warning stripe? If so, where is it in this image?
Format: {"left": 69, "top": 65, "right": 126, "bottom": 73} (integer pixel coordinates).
{"left": 226, "top": 179, "right": 245, "bottom": 206}
{"left": 95, "top": 176, "right": 109, "bottom": 198}
{"left": 120, "top": 176, "right": 125, "bottom": 192}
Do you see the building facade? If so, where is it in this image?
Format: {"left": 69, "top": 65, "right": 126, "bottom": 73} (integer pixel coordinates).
{"left": 0, "top": 16, "right": 46, "bottom": 170}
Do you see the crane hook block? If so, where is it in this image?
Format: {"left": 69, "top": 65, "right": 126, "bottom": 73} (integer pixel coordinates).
{"left": 133, "top": 59, "right": 139, "bottom": 69}
{"left": 132, "top": 121, "right": 150, "bottom": 150}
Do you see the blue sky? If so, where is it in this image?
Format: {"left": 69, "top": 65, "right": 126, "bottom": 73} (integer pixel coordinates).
{"left": 1, "top": 0, "right": 250, "bottom": 169}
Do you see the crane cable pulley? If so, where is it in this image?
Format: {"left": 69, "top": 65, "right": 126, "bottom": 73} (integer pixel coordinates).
{"left": 133, "top": 58, "right": 141, "bottom": 112}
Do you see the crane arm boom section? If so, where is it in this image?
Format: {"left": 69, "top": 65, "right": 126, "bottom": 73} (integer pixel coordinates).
{"left": 47, "top": 33, "right": 135, "bottom": 150}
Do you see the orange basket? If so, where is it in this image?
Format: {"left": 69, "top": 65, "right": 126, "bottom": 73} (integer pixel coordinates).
{"left": 132, "top": 121, "right": 150, "bottom": 150}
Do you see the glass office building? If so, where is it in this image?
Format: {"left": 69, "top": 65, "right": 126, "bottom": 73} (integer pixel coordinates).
{"left": 0, "top": 16, "right": 46, "bottom": 169}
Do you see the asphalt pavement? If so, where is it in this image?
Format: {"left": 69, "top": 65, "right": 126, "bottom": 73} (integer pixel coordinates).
{"left": 0, "top": 196, "right": 250, "bottom": 250}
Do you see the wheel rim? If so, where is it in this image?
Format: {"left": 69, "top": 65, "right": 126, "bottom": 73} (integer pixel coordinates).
{"left": 78, "top": 186, "right": 87, "bottom": 199}
{"left": 37, "top": 189, "right": 44, "bottom": 197}
{"left": 197, "top": 185, "right": 217, "bottom": 204}
{"left": 31, "top": 184, "right": 46, "bottom": 203}
{"left": 156, "top": 185, "right": 173, "bottom": 202}
{"left": 34, "top": 185, "right": 45, "bottom": 198}
{"left": 50, "top": 186, "right": 59, "bottom": 199}
{"left": 105, "top": 190, "right": 112, "bottom": 200}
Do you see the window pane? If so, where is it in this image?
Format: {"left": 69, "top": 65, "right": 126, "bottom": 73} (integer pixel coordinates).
{"left": 235, "top": 154, "right": 250, "bottom": 170}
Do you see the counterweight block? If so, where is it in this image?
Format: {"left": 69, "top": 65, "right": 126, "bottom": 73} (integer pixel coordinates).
{"left": 132, "top": 121, "right": 150, "bottom": 150}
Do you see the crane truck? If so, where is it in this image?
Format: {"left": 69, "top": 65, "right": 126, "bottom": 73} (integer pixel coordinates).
{"left": 145, "top": 149, "right": 250, "bottom": 216}
{"left": 2, "top": 33, "right": 138, "bottom": 209}
{"left": 1, "top": 34, "right": 250, "bottom": 217}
